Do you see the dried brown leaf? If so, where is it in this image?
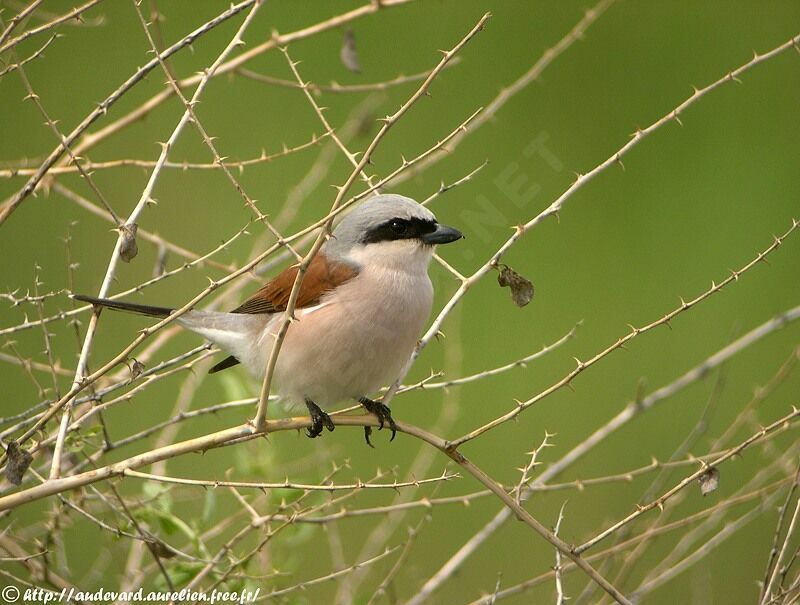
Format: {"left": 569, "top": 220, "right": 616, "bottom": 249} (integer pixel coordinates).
{"left": 129, "top": 358, "right": 145, "bottom": 381}
{"left": 340, "top": 28, "right": 361, "bottom": 74}
{"left": 148, "top": 539, "right": 177, "bottom": 559}
{"left": 5, "top": 441, "right": 33, "bottom": 486}
{"left": 118, "top": 223, "right": 139, "bottom": 263}
{"left": 698, "top": 467, "right": 720, "bottom": 496}
{"left": 498, "top": 264, "right": 534, "bottom": 307}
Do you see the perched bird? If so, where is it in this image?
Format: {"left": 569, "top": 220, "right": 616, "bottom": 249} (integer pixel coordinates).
{"left": 74, "top": 194, "right": 463, "bottom": 444}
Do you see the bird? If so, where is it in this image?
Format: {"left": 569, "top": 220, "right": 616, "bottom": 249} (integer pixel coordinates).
{"left": 73, "top": 194, "right": 463, "bottom": 445}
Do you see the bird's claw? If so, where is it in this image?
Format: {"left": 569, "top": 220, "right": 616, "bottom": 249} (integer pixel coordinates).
{"left": 359, "top": 398, "right": 397, "bottom": 446}
{"left": 305, "top": 399, "right": 334, "bottom": 438}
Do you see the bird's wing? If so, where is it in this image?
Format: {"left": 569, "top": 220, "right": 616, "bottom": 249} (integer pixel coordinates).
{"left": 209, "top": 254, "right": 358, "bottom": 374}
{"left": 231, "top": 253, "right": 359, "bottom": 314}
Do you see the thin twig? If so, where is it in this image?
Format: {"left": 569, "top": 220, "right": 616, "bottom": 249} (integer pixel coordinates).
{"left": 0, "top": 0, "right": 105, "bottom": 54}
{"left": 0, "top": 0, "right": 258, "bottom": 226}
{"left": 0, "top": 0, "right": 45, "bottom": 48}
{"left": 122, "top": 468, "right": 458, "bottom": 492}
{"left": 235, "top": 58, "right": 461, "bottom": 94}
{"left": 379, "top": 30, "right": 800, "bottom": 421}
{"left": 0, "top": 32, "right": 56, "bottom": 78}
{"left": 554, "top": 502, "right": 568, "bottom": 605}
{"left": 0, "top": 132, "right": 328, "bottom": 178}
{"left": 451, "top": 221, "right": 799, "bottom": 448}
{"left": 251, "top": 13, "right": 491, "bottom": 431}
{"left": 762, "top": 468, "right": 800, "bottom": 604}
{"left": 575, "top": 406, "right": 800, "bottom": 554}
{"left": 403, "top": 304, "right": 800, "bottom": 605}
{"left": 48, "top": 0, "right": 265, "bottom": 481}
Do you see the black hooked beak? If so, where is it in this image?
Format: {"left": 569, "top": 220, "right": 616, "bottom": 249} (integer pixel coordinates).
{"left": 422, "top": 223, "right": 463, "bottom": 245}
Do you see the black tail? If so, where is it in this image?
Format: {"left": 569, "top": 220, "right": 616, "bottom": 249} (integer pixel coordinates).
{"left": 72, "top": 294, "right": 173, "bottom": 318}
{"left": 208, "top": 355, "right": 240, "bottom": 374}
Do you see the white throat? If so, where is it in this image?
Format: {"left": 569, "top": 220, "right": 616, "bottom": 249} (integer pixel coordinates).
{"left": 344, "top": 240, "right": 434, "bottom": 275}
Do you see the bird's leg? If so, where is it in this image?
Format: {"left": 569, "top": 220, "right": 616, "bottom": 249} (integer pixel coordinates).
{"left": 358, "top": 397, "right": 397, "bottom": 446}
{"left": 304, "top": 399, "right": 335, "bottom": 438}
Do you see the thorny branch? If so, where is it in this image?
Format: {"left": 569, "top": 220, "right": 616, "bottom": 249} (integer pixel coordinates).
{"left": 2, "top": 2, "right": 799, "bottom": 603}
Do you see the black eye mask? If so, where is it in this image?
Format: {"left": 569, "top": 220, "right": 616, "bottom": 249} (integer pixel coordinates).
{"left": 362, "top": 217, "right": 437, "bottom": 244}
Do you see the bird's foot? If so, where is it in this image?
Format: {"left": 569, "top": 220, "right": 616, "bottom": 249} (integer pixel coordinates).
{"left": 358, "top": 397, "right": 397, "bottom": 446}
{"left": 304, "top": 399, "right": 335, "bottom": 438}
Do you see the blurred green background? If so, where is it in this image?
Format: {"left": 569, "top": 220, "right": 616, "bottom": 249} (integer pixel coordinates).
{"left": 1, "top": 1, "right": 799, "bottom": 603}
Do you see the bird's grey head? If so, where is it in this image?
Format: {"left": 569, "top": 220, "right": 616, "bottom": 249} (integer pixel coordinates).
{"left": 324, "top": 194, "right": 463, "bottom": 262}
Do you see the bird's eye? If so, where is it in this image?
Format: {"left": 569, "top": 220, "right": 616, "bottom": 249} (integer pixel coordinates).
{"left": 389, "top": 220, "right": 407, "bottom": 235}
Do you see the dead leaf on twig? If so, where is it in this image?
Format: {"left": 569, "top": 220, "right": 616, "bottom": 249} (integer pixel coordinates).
{"left": 127, "top": 358, "right": 145, "bottom": 381}
{"left": 5, "top": 441, "right": 33, "bottom": 486}
{"left": 148, "top": 539, "right": 177, "bottom": 559}
{"left": 698, "top": 467, "right": 720, "bottom": 496}
{"left": 497, "top": 264, "right": 534, "bottom": 307}
{"left": 340, "top": 29, "right": 361, "bottom": 74}
{"left": 117, "top": 223, "right": 139, "bottom": 263}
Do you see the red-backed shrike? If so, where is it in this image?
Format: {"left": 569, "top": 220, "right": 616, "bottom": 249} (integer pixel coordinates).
{"left": 74, "top": 194, "right": 463, "bottom": 444}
